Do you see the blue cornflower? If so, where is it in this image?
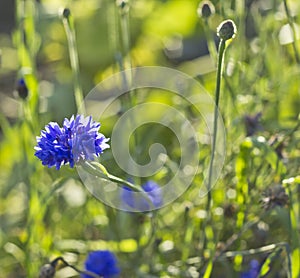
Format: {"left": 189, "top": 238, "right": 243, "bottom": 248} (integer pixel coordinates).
{"left": 35, "top": 115, "right": 109, "bottom": 170}
{"left": 240, "top": 259, "right": 260, "bottom": 278}
{"left": 121, "top": 180, "right": 162, "bottom": 211}
{"left": 82, "top": 250, "right": 120, "bottom": 278}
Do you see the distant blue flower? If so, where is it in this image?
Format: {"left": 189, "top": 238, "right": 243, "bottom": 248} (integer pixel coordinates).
{"left": 240, "top": 259, "right": 260, "bottom": 278}
{"left": 121, "top": 180, "right": 162, "bottom": 211}
{"left": 82, "top": 250, "right": 120, "bottom": 278}
{"left": 35, "top": 115, "right": 109, "bottom": 170}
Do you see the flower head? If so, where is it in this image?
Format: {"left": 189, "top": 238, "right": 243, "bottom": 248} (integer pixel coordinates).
{"left": 62, "top": 7, "right": 71, "bottom": 18}
{"left": 82, "top": 250, "right": 120, "bottom": 278}
{"left": 121, "top": 180, "right": 162, "bottom": 211}
{"left": 217, "top": 19, "right": 237, "bottom": 41}
{"left": 197, "top": 1, "right": 215, "bottom": 19}
{"left": 35, "top": 115, "right": 109, "bottom": 170}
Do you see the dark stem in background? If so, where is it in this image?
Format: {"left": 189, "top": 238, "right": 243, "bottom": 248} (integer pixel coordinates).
{"left": 40, "top": 256, "right": 102, "bottom": 278}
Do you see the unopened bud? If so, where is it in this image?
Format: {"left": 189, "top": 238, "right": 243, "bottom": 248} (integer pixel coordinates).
{"left": 16, "top": 78, "right": 28, "bottom": 100}
{"left": 62, "top": 8, "right": 71, "bottom": 18}
{"left": 116, "top": 0, "right": 129, "bottom": 13}
{"left": 217, "top": 19, "right": 237, "bottom": 41}
{"left": 197, "top": 1, "right": 215, "bottom": 19}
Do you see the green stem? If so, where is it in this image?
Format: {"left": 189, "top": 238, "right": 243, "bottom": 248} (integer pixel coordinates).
{"left": 217, "top": 242, "right": 290, "bottom": 259}
{"left": 82, "top": 161, "right": 140, "bottom": 192}
{"left": 283, "top": 0, "right": 300, "bottom": 64}
{"left": 117, "top": 1, "right": 141, "bottom": 180}
{"left": 62, "top": 10, "right": 85, "bottom": 114}
{"left": 16, "top": 0, "right": 39, "bottom": 128}
{"left": 119, "top": 4, "right": 132, "bottom": 70}
{"left": 201, "top": 39, "right": 226, "bottom": 260}
{"left": 81, "top": 161, "right": 155, "bottom": 210}
{"left": 208, "top": 39, "right": 226, "bottom": 190}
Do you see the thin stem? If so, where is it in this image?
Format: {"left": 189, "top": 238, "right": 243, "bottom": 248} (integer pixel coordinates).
{"left": 283, "top": 0, "right": 300, "bottom": 64}
{"left": 207, "top": 39, "right": 226, "bottom": 191}
{"left": 117, "top": 1, "right": 141, "bottom": 181}
{"left": 16, "top": 0, "right": 39, "bottom": 127}
{"left": 82, "top": 161, "right": 140, "bottom": 192}
{"left": 81, "top": 161, "right": 155, "bottom": 209}
{"left": 201, "top": 39, "right": 226, "bottom": 257}
{"left": 216, "top": 242, "right": 290, "bottom": 259}
{"left": 119, "top": 5, "right": 132, "bottom": 70}
{"left": 52, "top": 257, "right": 102, "bottom": 278}
{"left": 62, "top": 10, "right": 86, "bottom": 114}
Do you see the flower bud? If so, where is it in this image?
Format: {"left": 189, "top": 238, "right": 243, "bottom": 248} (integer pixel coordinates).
{"left": 197, "top": 1, "right": 215, "bottom": 19}
{"left": 217, "top": 19, "right": 237, "bottom": 41}
{"left": 62, "top": 8, "right": 71, "bottom": 18}
{"left": 116, "top": 0, "right": 129, "bottom": 13}
{"left": 16, "top": 78, "right": 28, "bottom": 100}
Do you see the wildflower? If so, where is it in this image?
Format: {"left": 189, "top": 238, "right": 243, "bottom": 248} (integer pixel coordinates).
{"left": 217, "top": 20, "right": 237, "bottom": 41}
{"left": 244, "top": 112, "right": 262, "bottom": 136}
{"left": 16, "top": 78, "right": 28, "bottom": 99}
{"left": 261, "top": 184, "right": 288, "bottom": 211}
{"left": 121, "top": 180, "right": 162, "bottom": 211}
{"left": 82, "top": 250, "right": 120, "bottom": 278}
{"left": 35, "top": 115, "right": 109, "bottom": 170}
{"left": 240, "top": 259, "right": 260, "bottom": 278}
{"left": 197, "top": 1, "right": 215, "bottom": 19}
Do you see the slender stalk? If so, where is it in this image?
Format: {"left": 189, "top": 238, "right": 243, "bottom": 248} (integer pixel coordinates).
{"left": 15, "top": 1, "right": 40, "bottom": 276}
{"left": 283, "top": 0, "right": 300, "bottom": 64}
{"left": 16, "top": 0, "right": 39, "bottom": 127}
{"left": 207, "top": 39, "right": 226, "bottom": 193}
{"left": 82, "top": 161, "right": 140, "bottom": 192}
{"left": 62, "top": 9, "right": 85, "bottom": 114}
{"left": 81, "top": 161, "right": 154, "bottom": 210}
{"left": 202, "top": 39, "right": 226, "bottom": 248}
{"left": 199, "top": 20, "right": 237, "bottom": 277}
{"left": 217, "top": 242, "right": 290, "bottom": 259}
{"left": 50, "top": 257, "right": 101, "bottom": 278}
{"left": 116, "top": 0, "right": 140, "bottom": 181}
{"left": 119, "top": 2, "right": 132, "bottom": 70}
